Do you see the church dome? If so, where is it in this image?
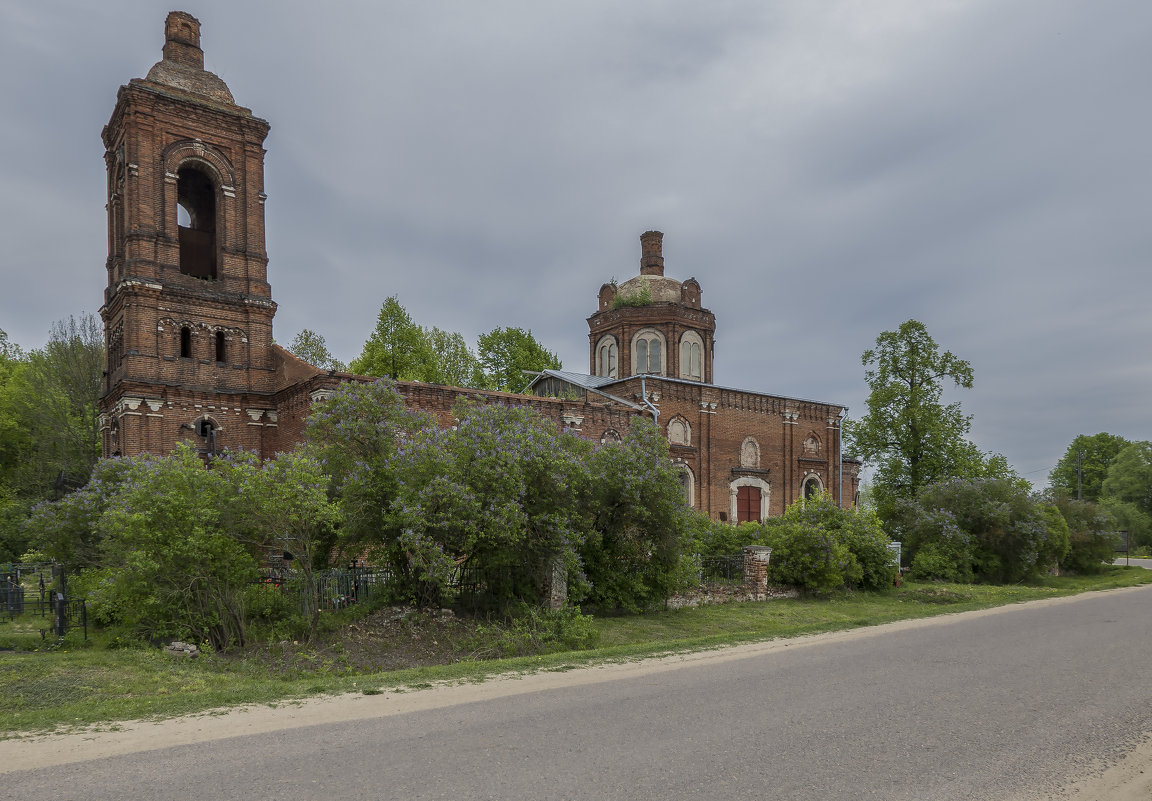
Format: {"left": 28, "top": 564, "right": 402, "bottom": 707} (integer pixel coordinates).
{"left": 616, "top": 274, "right": 685, "bottom": 304}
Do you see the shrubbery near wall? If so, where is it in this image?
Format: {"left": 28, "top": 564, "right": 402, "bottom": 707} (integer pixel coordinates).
{"left": 691, "top": 492, "right": 897, "bottom": 594}
{"left": 893, "top": 478, "right": 1074, "bottom": 583}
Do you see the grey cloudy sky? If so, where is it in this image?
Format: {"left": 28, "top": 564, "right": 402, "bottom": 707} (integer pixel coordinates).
{"left": 2, "top": 1, "right": 1150, "bottom": 487}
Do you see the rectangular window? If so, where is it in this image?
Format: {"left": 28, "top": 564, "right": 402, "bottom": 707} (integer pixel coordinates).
{"left": 215, "top": 331, "right": 226, "bottom": 363}
{"left": 180, "top": 327, "right": 191, "bottom": 358}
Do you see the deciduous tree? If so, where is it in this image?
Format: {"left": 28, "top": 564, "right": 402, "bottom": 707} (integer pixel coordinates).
{"left": 1049, "top": 432, "right": 1129, "bottom": 502}
{"left": 844, "top": 320, "right": 980, "bottom": 520}
{"left": 286, "top": 328, "right": 346, "bottom": 371}
{"left": 477, "top": 326, "right": 561, "bottom": 393}
{"left": 349, "top": 296, "right": 433, "bottom": 380}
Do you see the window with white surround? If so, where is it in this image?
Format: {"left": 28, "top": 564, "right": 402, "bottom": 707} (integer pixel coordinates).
{"left": 631, "top": 329, "right": 666, "bottom": 375}
{"left": 678, "top": 330, "right": 704, "bottom": 381}
{"left": 667, "top": 417, "right": 691, "bottom": 446}
{"left": 595, "top": 335, "right": 618, "bottom": 378}
{"left": 802, "top": 474, "right": 824, "bottom": 500}
{"left": 676, "top": 464, "right": 695, "bottom": 507}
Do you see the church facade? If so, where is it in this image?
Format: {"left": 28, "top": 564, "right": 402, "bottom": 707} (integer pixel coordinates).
{"left": 98, "top": 12, "right": 860, "bottom": 523}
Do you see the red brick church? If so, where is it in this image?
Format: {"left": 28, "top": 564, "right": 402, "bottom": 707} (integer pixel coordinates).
{"left": 98, "top": 12, "right": 860, "bottom": 523}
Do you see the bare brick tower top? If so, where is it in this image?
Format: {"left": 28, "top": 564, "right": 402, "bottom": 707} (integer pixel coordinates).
{"left": 143, "top": 11, "right": 236, "bottom": 104}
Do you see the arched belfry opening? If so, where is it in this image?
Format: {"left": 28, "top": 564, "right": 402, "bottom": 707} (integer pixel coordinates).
{"left": 177, "top": 166, "right": 217, "bottom": 279}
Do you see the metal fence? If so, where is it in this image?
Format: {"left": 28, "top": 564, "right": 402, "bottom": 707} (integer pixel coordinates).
{"left": 699, "top": 554, "right": 744, "bottom": 585}
{"left": 260, "top": 566, "right": 392, "bottom": 611}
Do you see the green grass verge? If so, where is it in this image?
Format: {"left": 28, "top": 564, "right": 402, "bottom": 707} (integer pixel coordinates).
{"left": 3, "top": 566, "right": 1151, "bottom": 738}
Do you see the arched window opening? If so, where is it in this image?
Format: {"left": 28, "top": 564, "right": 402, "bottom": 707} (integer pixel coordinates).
{"left": 177, "top": 166, "right": 217, "bottom": 279}
{"left": 195, "top": 418, "right": 219, "bottom": 457}
{"left": 596, "top": 336, "right": 618, "bottom": 378}
{"left": 631, "top": 330, "right": 665, "bottom": 375}
{"left": 679, "top": 331, "right": 704, "bottom": 381}
{"left": 215, "top": 331, "right": 226, "bottom": 363}
{"left": 803, "top": 475, "right": 824, "bottom": 500}
{"left": 676, "top": 465, "right": 695, "bottom": 507}
{"left": 180, "top": 326, "right": 192, "bottom": 358}
{"left": 600, "top": 429, "right": 621, "bottom": 444}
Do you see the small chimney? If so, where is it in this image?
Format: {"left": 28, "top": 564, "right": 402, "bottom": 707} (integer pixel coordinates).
{"left": 640, "top": 230, "right": 664, "bottom": 276}
{"left": 162, "top": 11, "right": 204, "bottom": 70}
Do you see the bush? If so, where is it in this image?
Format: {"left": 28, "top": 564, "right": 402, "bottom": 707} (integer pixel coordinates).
{"left": 467, "top": 604, "right": 599, "bottom": 658}
{"left": 781, "top": 493, "right": 896, "bottom": 590}
{"left": 1055, "top": 497, "right": 1116, "bottom": 574}
{"left": 895, "top": 478, "right": 1058, "bottom": 584}
{"left": 687, "top": 516, "right": 763, "bottom": 558}
{"left": 763, "top": 521, "right": 860, "bottom": 595}
{"left": 909, "top": 541, "right": 972, "bottom": 583}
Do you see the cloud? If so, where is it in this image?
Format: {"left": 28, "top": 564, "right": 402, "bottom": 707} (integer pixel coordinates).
{"left": 2, "top": 0, "right": 1149, "bottom": 488}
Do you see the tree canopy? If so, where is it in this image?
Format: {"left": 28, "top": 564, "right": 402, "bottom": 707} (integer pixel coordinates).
{"left": 1048, "top": 432, "right": 1129, "bottom": 502}
{"left": 844, "top": 320, "right": 994, "bottom": 520}
{"left": 349, "top": 296, "right": 434, "bottom": 380}
{"left": 286, "top": 328, "right": 346, "bottom": 372}
{"left": 477, "top": 326, "right": 561, "bottom": 393}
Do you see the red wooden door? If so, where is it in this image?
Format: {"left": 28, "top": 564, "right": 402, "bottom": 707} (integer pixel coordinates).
{"left": 737, "top": 486, "right": 760, "bottom": 523}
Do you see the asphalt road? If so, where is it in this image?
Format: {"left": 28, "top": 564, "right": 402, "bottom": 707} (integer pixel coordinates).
{"left": 8, "top": 587, "right": 1152, "bottom": 801}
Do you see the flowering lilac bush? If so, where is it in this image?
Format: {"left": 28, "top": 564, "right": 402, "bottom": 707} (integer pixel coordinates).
{"left": 580, "top": 419, "right": 698, "bottom": 612}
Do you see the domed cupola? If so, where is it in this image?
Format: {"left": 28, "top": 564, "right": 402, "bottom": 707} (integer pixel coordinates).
{"left": 588, "top": 231, "right": 716, "bottom": 383}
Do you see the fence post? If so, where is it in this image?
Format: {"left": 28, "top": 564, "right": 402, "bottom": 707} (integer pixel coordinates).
{"left": 742, "top": 546, "right": 772, "bottom": 598}
{"left": 53, "top": 592, "right": 66, "bottom": 637}
{"left": 541, "top": 554, "right": 567, "bottom": 610}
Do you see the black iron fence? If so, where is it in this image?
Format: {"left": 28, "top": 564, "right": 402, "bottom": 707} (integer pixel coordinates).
{"left": 699, "top": 554, "right": 744, "bottom": 585}
{"left": 259, "top": 566, "right": 392, "bottom": 611}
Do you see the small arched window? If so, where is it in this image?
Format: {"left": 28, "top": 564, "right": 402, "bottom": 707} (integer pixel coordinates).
{"left": 595, "top": 336, "right": 618, "bottom": 378}
{"left": 180, "top": 326, "right": 192, "bottom": 358}
{"left": 679, "top": 331, "right": 704, "bottom": 381}
{"left": 215, "top": 331, "right": 226, "bottom": 363}
{"left": 667, "top": 417, "right": 691, "bottom": 446}
{"left": 631, "top": 329, "right": 665, "bottom": 375}
{"left": 177, "top": 166, "right": 217, "bottom": 279}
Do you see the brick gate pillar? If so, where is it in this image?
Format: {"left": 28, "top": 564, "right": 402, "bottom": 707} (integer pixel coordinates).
{"left": 743, "top": 546, "right": 772, "bottom": 597}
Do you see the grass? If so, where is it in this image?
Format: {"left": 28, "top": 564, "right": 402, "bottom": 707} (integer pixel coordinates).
{"left": 3, "top": 566, "right": 1151, "bottom": 738}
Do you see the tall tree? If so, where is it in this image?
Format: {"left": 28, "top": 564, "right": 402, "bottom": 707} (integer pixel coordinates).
{"left": 422, "top": 327, "right": 485, "bottom": 388}
{"left": 349, "top": 296, "right": 433, "bottom": 380}
{"left": 1048, "top": 433, "right": 1129, "bottom": 501}
{"left": 6, "top": 314, "right": 104, "bottom": 499}
{"left": 477, "top": 326, "right": 561, "bottom": 393}
{"left": 844, "top": 319, "right": 977, "bottom": 520}
{"left": 1101, "top": 441, "right": 1152, "bottom": 515}
{"left": 286, "top": 328, "right": 346, "bottom": 371}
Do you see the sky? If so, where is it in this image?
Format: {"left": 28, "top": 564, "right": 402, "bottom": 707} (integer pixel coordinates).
{"left": 2, "top": 1, "right": 1150, "bottom": 488}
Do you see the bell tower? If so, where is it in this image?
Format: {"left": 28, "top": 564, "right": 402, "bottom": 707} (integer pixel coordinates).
{"left": 99, "top": 12, "right": 280, "bottom": 457}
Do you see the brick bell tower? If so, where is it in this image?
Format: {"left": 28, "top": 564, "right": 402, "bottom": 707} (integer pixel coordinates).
{"left": 99, "top": 12, "right": 280, "bottom": 458}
